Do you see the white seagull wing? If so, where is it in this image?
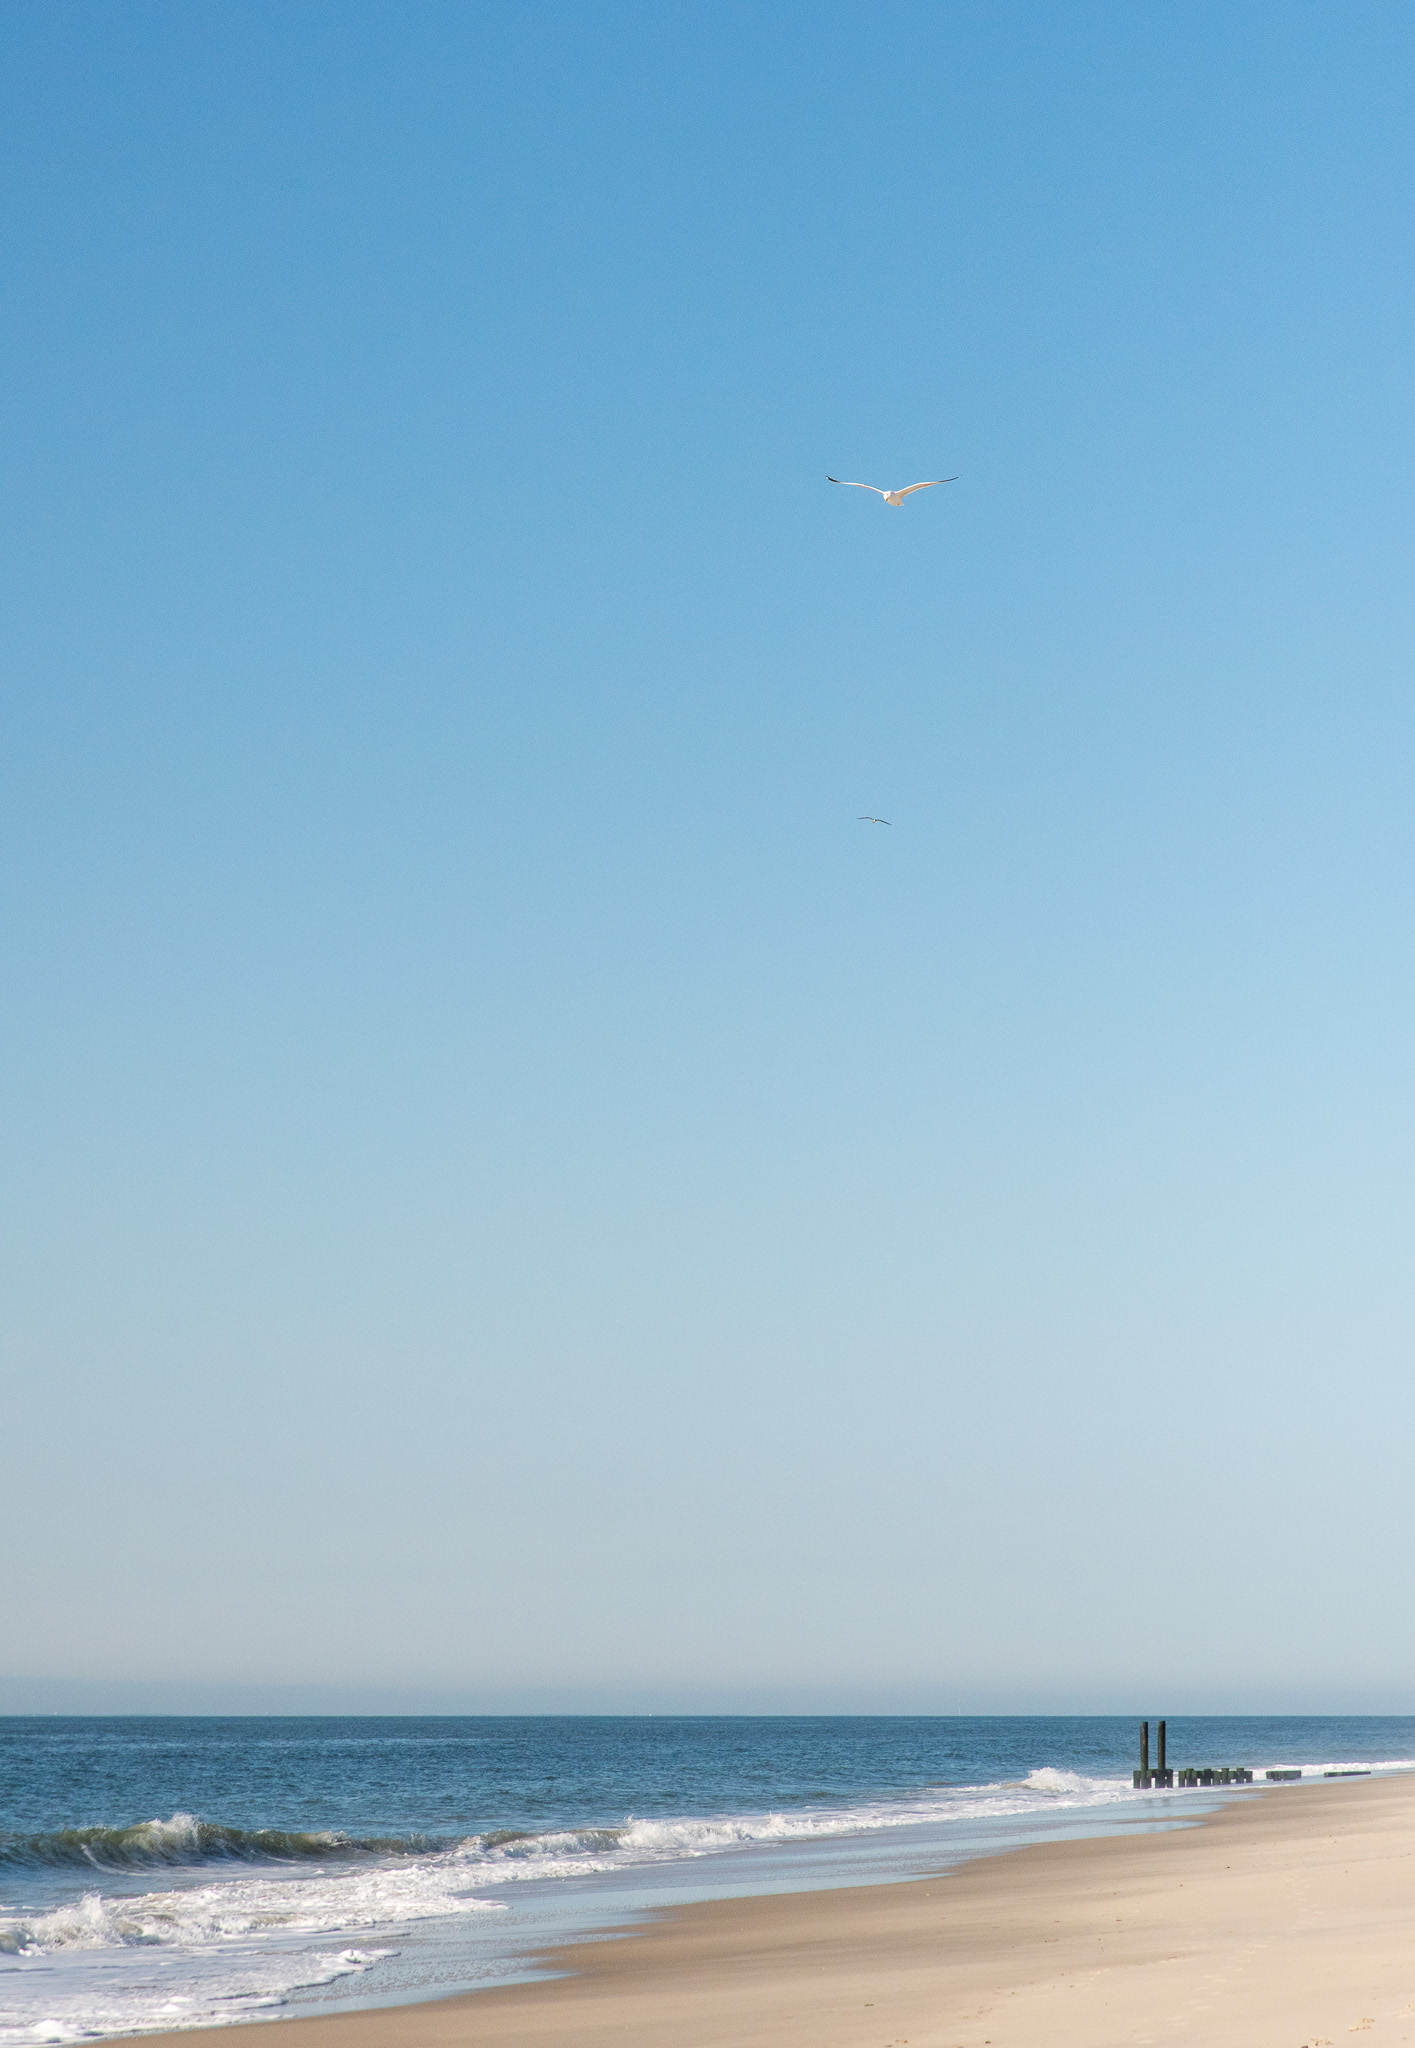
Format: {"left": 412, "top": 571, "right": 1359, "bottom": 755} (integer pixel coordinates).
{"left": 894, "top": 478, "right": 958, "bottom": 497}
{"left": 827, "top": 477, "right": 889, "bottom": 496}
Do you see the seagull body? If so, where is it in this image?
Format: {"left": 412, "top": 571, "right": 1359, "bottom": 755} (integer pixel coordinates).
{"left": 858, "top": 816, "right": 892, "bottom": 825}
{"left": 828, "top": 476, "right": 957, "bottom": 506}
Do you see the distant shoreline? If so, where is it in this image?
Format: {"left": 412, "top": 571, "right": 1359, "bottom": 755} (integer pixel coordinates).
{"left": 125, "top": 1772, "right": 1415, "bottom": 2048}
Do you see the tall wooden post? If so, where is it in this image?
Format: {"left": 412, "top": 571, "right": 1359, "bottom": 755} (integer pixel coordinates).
{"left": 1158, "top": 1720, "right": 1166, "bottom": 1774}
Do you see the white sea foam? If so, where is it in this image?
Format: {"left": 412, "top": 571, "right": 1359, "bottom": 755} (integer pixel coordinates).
{"left": 0, "top": 1947, "right": 387, "bottom": 2045}
{"left": 0, "top": 1863, "right": 504, "bottom": 1958}
{"left": 0, "top": 1857, "right": 503, "bottom": 2046}
{"left": 427, "top": 1770, "right": 1148, "bottom": 1886}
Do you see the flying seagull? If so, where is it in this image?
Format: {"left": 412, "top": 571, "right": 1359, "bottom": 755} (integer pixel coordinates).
{"left": 858, "top": 815, "right": 892, "bottom": 825}
{"left": 828, "top": 476, "right": 957, "bottom": 506}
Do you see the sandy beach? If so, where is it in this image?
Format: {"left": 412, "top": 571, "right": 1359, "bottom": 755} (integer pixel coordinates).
{"left": 127, "top": 1771, "right": 1415, "bottom": 2048}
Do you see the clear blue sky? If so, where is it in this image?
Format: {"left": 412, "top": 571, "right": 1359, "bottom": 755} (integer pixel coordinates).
{"left": 4, "top": 1, "right": 1415, "bottom": 1713}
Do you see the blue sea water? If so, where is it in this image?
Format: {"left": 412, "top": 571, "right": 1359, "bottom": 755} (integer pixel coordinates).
{"left": 2, "top": 1715, "right": 1411, "bottom": 2044}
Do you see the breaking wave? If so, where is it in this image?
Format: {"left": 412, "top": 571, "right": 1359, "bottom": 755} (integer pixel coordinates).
{"left": 0, "top": 1814, "right": 445, "bottom": 1872}
{"left": 0, "top": 1768, "right": 1154, "bottom": 1903}
{"left": 1018, "top": 1767, "right": 1093, "bottom": 1795}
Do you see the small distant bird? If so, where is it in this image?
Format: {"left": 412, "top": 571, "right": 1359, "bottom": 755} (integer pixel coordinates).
{"left": 828, "top": 476, "right": 957, "bottom": 506}
{"left": 858, "top": 815, "right": 892, "bottom": 825}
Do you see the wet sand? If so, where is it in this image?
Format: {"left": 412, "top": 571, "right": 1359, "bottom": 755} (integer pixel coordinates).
{"left": 139, "top": 1771, "right": 1415, "bottom": 2048}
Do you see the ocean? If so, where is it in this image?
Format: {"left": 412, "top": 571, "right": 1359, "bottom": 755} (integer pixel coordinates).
{"left": 2, "top": 1715, "right": 1412, "bottom": 2044}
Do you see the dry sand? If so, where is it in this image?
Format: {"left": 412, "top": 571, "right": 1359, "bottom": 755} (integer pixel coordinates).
{"left": 143, "top": 1772, "right": 1415, "bottom": 2048}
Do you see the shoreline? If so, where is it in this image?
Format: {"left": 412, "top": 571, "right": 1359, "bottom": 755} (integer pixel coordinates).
{"left": 125, "top": 1772, "right": 1415, "bottom": 2048}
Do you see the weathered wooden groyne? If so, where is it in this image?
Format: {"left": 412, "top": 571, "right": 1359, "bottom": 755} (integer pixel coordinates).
{"left": 1131, "top": 1719, "right": 1260, "bottom": 1789}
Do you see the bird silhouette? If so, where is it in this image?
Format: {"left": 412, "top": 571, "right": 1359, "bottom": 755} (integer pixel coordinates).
{"left": 828, "top": 477, "right": 956, "bottom": 506}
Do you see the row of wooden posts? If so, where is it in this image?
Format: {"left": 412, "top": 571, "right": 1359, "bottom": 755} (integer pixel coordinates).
{"left": 1131, "top": 1719, "right": 1256, "bottom": 1789}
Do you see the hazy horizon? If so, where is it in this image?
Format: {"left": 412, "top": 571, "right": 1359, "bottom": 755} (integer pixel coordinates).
{"left": 6, "top": 1689, "right": 1415, "bottom": 1719}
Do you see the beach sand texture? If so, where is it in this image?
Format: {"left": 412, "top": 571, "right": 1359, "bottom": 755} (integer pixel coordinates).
{"left": 141, "top": 1772, "right": 1415, "bottom": 2048}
